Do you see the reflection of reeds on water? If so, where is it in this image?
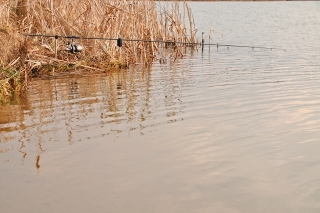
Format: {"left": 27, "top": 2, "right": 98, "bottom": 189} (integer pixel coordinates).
{"left": 0, "top": 0, "right": 197, "bottom": 101}
{"left": 1, "top": 63, "right": 188, "bottom": 168}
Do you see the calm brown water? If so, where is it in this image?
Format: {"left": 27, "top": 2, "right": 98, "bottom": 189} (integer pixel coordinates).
{"left": 1, "top": 2, "right": 320, "bottom": 213}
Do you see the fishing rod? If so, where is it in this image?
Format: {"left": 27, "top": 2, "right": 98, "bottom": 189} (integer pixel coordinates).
{"left": 24, "top": 33, "right": 200, "bottom": 56}
{"left": 24, "top": 33, "right": 199, "bottom": 46}
{"left": 24, "top": 33, "right": 285, "bottom": 53}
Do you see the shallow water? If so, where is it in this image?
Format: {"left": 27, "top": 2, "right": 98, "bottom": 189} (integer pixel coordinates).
{"left": 1, "top": 2, "right": 320, "bottom": 213}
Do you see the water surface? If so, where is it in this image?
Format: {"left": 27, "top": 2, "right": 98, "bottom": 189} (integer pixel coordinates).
{"left": 1, "top": 2, "right": 320, "bottom": 213}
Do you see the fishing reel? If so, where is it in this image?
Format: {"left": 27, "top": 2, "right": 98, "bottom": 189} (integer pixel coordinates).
{"left": 65, "top": 36, "right": 83, "bottom": 54}
{"left": 66, "top": 42, "right": 82, "bottom": 53}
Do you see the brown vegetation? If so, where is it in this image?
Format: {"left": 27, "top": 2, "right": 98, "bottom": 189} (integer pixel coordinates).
{"left": 0, "top": 0, "right": 197, "bottom": 102}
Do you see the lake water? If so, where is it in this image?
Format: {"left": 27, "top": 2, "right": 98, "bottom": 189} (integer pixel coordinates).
{"left": 1, "top": 2, "right": 320, "bottom": 213}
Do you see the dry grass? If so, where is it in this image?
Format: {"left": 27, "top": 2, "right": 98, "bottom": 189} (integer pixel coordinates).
{"left": 0, "top": 0, "right": 197, "bottom": 101}
{"left": 0, "top": 66, "right": 23, "bottom": 102}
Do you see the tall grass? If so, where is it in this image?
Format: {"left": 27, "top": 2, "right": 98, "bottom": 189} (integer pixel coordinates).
{"left": 0, "top": 0, "right": 197, "bottom": 101}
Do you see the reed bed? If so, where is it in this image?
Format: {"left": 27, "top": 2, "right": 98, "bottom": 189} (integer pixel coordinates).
{"left": 0, "top": 0, "right": 197, "bottom": 101}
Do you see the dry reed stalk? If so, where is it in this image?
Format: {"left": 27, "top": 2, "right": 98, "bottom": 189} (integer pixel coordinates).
{"left": 0, "top": 66, "right": 23, "bottom": 102}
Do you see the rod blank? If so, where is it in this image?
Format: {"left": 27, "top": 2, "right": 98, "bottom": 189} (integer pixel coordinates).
{"left": 24, "top": 34, "right": 285, "bottom": 51}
